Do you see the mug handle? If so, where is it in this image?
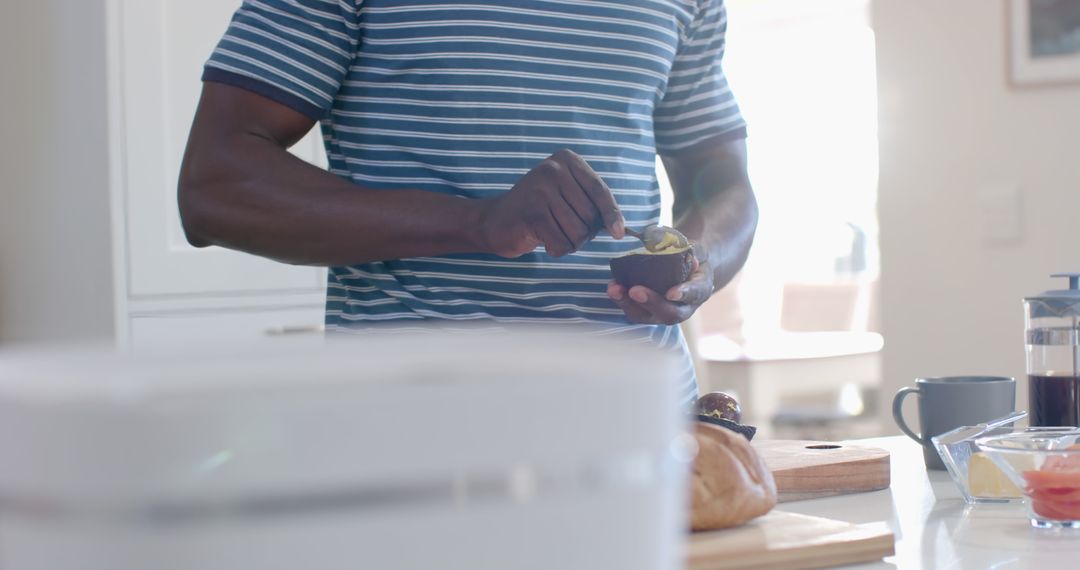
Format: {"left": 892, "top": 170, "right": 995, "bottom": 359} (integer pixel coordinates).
{"left": 892, "top": 386, "right": 925, "bottom": 445}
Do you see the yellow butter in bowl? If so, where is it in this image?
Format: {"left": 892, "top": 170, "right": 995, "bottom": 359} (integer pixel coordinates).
{"left": 968, "top": 452, "right": 1022, "bottom": 499}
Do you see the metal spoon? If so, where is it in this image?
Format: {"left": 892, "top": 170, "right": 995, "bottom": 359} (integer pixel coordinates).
{"left": 624, "top": 224, "right": 690, "bottom": 252}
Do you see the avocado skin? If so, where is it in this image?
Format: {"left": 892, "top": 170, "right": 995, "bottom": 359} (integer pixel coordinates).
{"left": 609, "top": 249, "right": 694, "bottom": 293}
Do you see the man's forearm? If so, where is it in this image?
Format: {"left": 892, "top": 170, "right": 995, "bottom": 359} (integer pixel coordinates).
{"left": 674, "top": 177, "right": 757, "bottom": 292}
{"left": 179, "top": 130, "right": 486, "bottom": 266}
{"left": 665, "top": 139, "right": 758, "bottom": 292}
{"left": 180, "top": 82, "right": 627, "bottom": 266}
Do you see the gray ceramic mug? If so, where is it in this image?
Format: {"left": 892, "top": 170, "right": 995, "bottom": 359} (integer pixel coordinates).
{"left": 892, "top": 376, "right": 1016, "bottom": 470}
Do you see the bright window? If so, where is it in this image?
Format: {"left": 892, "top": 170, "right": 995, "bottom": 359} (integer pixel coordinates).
{"left": 664, "top": 0, "right": 881, "bottom": 336}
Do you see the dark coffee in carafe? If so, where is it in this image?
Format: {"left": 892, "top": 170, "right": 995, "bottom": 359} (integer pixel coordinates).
{"left": 1029, "top": 374, "right": 1080, "bottom": 427}
{"left": 1025, "top": 274, "right": 1080, "bottom": 429}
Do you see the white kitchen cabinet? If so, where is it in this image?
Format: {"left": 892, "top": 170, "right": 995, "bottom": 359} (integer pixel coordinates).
{"left": 105, "top": 0, "right": 327, "bottom": 345}
{"left": 0, "top": 1, "right": 329, "bottom": 346}
{"left": 130, "top": 309, "right": 325, "bottom": 350}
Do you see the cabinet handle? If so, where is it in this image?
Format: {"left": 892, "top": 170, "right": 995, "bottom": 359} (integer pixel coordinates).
{"left": 265, "top": 325, "right": 325, "bottom": 337}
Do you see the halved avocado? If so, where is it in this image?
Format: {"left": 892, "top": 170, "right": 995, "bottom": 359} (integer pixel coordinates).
{"left": 609, "top": 245, "right": 694, "bottom": 294}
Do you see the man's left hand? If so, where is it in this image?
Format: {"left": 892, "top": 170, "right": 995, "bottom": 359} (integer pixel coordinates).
{"left": 607, "top": 256, "right": 714, "bottom": 325}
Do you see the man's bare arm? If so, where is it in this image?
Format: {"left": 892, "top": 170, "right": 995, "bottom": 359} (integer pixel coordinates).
{"left": 607, "top": 137, "right": 757, "bottom": 324}
{"left": 178, "top": 83, "right": 624, "bottom": 266}
{"left": 665, "top": 137, "right": 757, "bottom": 297}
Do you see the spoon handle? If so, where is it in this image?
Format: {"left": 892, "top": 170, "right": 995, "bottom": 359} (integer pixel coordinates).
{"left": 624, "top": 227, "right": 644, "bottom": 239}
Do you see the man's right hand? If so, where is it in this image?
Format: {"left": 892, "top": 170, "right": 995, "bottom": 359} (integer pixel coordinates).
{"left": 475, "top": 149, "right": 626, "bottom": 258}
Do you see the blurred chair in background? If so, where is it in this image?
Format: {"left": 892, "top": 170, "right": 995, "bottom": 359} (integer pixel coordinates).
{"left": 690, "top": 275, "right": 883, "bottom": 440}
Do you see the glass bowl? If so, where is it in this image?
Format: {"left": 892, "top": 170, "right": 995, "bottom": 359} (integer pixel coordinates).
{"left": 931, "top": 411, "right": 1027, "bottom": 505}
{"left": 976, "top": 427, "right": 1080, "bottom": 529}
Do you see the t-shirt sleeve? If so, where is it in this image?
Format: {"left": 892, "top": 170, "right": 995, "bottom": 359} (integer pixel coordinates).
{"left": 202, "top": 0, "right": 361, "bottom": 120}
{"left": 654, "top": 0, "right": 746, "bottom": 153}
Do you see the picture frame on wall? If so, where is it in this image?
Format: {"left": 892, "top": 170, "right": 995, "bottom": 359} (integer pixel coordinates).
{"left": 1008, "top": 0, "right": 1080, "bottom": 86}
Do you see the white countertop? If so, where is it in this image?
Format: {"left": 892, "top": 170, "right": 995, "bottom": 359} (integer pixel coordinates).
{"left": 778, "top": 435, "right": 1080, "bottom": 569}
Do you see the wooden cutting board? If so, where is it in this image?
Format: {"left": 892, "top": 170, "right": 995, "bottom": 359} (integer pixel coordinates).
{"left": 687, "top": 511, "right": 894, "bottom": 570}
{"left": 754, "top": 440, "right": 890, "bottom": 503}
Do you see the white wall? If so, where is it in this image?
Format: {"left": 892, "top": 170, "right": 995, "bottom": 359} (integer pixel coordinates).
{"left": 873, "top": 0, "right": 1080, "bottom": 422}
{"left": 0, "top": 1, "right": 115, "bottom": 343}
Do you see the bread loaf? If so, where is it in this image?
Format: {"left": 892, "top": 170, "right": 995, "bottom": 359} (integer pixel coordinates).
{"left": 689, "top": 422, "right": 777, "bottom": 531}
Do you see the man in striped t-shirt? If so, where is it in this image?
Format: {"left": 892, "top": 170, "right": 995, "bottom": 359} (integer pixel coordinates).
{"left": 179, "top": 0, "right": 757, "bottom": 406}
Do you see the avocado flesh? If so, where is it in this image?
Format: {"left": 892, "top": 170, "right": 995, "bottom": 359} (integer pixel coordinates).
{"left": 620, "top": 244, "right": 691, "bottom": 256}
{"left": 645, "top": 231, "right": 685, "bottom": 252}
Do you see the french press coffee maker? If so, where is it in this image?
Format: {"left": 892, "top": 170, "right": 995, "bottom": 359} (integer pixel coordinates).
{"left": 1026, "top": 273, "right": 1080, "bottom": 427}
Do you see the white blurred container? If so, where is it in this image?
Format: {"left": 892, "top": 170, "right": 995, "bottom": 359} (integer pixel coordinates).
{"left": 0, "top": 331, "right": 688, "bottom": 570}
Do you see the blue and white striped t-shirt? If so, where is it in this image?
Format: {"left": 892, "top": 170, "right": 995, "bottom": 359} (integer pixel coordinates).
{"left": 204, "top": 0, "right": 746, "bottom": 405}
